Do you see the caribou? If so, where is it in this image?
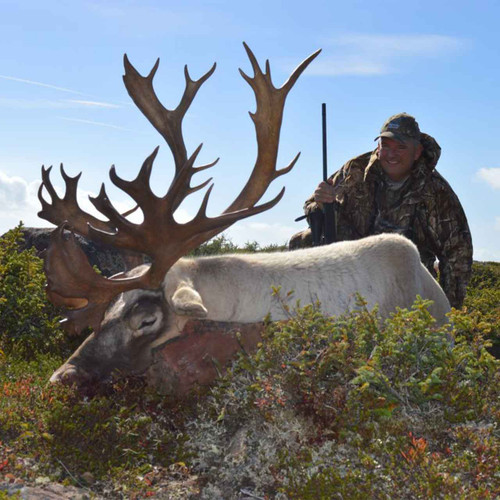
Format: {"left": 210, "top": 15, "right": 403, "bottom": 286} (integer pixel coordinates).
{"left": 38, "top": 44, "right": 450, "bottom": 391}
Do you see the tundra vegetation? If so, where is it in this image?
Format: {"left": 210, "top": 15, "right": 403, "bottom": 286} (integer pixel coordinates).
{"left": 1, "top": 224, "right": 499, "bottom": 499}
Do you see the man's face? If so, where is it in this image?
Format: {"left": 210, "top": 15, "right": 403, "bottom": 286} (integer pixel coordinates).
{"left": 377, "top": 137, "right": 423, "bottom": 181}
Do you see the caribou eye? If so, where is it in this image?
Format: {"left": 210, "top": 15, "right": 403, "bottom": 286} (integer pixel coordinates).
{"left": 126, "top": 295, "right": 164, "bottom": 333}
{"left": 139, "top": 317, "right": 157, "bottom": 329}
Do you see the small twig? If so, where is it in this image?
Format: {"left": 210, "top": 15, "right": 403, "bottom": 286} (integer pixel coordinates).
{"left": 208, "top": 355, "right": 223, "bottom": 378}
{"left": 56, "top": 459, "right": 92, "bottom": 492}
{"left": 233, "top": 330, "right": 250, "bottom": 357}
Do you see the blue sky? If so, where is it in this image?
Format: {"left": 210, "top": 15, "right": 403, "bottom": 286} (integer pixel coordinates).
{"left": 0, "top": 0, "right": 499, "bottom": 261}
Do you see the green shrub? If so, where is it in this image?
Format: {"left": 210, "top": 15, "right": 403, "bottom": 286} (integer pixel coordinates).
{"left": 0, "top": 223, "right": 69, "bottom": 358}
{"left": 190, "top": 234, "right": 287, "bottom": 256}
{"left": 464, "top": 261, "right": 500, "bottom": 357}
{"left": 187, "top": 296, "right": 500, "bottom": 498}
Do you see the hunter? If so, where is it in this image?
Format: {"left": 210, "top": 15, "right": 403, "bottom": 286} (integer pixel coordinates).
{"left": 290, "top": 113, "right": 473, "bottom": 309}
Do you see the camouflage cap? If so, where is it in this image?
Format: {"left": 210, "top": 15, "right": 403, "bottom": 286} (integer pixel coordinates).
{"left": 375, "top": 113, "right": 421, "bottom": 143}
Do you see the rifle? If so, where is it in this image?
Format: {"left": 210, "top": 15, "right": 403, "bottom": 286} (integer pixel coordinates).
{"left": 294, "top": 104, "right": 337, "bottom": 246}
{"left": 309, "top": 103, "right": 336, "bottom": 245}
{"left": 321, "top": 103, "right": 336, "bottom": 244}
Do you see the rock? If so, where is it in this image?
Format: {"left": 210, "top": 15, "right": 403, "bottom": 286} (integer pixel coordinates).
{"left": 34, "top": 476, "right": 51, "bottom": 485}
{"left": 226, "top": 427, "right": 249, "bottom": 464}
{"left": 0, "top": 481, "right": 93, "bottom": 499}
{"left": 80, "top": 472, "right": 95, "bottom": 486}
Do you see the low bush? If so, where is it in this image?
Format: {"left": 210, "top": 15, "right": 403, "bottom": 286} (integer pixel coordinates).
{"left": 0, "top": 363, "right": 196, "bottom": 497}
{"left": 464, "top": 261, "right": 500, "bottom": 357}
{"left": 0, "top": 224, "right": 69, "bottom": 359}
{"left": 188, "top": 296, "right": 499, "bottom": 498}
{"left": 190, "top": 234, "right": 287, "bottom": 256}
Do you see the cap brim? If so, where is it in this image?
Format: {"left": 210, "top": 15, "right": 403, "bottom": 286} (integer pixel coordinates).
{"left": 374, "top": 131, "right": 406, "bottom": 143}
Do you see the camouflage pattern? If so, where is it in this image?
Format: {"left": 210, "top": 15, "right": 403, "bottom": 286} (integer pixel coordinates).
{"left": 298, "top": 132, "right": 472, "bottom": 308}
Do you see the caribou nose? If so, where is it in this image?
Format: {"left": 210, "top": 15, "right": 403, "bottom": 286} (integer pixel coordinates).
{"left": 49, "top": 364, "right": 91, "bottom": 386}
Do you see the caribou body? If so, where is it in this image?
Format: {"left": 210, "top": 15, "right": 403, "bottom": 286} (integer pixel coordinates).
{"left": 49, "top": 234, "right": 450, "bottom": 386}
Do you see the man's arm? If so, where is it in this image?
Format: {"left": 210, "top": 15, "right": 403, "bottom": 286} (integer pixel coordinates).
{"left": 426, "top": 176, "right": 473, "bottom": 308}
{"left": 301, "top": 152, "right": 373, "bottom": 245}
{"left": 304, "top": 167, "right": 346, "bottom": 216}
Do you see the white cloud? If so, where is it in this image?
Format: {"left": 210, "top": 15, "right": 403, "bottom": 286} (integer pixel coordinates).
{"left": 0, "top": 75, "right": 85, "bottom": 95}
{"left": 0, "top": 171, "right": 39, "bottom": 211}
{"left": 0, "top": 98, "right": 120, "bottom": 110}
{"left": 477, "top": 168, "right": 500, "bottom": 190}
{"left": 65, "top": 100, "right": 121, "bottom": 109}
{"left": 303, "top": 33, "right": 463, "bottom": 76}
{"left": 0, "top": 98, "right": 69, "bottom": 109}
{"left": 0, "top": 171, "right": 42, "bottom": 233}
{"left": 305, "top": 58, "right": 390, "bottom": 76}
{"left": 57, "top": 117, "right": 133, "bottom": 131}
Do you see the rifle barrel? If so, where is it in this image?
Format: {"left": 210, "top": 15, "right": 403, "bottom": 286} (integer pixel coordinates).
{"left": 321, "top": 103, "right": 336, "bottom": 244}
{"left": 322, "top": 103, "right": 328, "bottom": 182}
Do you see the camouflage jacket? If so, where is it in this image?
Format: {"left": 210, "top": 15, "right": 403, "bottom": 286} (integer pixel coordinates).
{"left": 304, "top": 133, "right": 473, "bottom": 308}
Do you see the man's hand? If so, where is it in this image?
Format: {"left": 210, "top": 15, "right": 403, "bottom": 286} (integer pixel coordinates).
{"left": 314, "top": 179, "right": 337, "bottom": 204}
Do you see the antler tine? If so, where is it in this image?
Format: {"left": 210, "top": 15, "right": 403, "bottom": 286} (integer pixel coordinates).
{"left": 110, "top": 145, "right": 218, "bottom": 216}
{"left": 38, "top": 165, "right": 57, "bottom": 209}
{"left": 265, "top": 59, "right": 271, "bottom": 78}
{"left": 38, "top": 164, "right": 115, "bottom": 236}
{"left": 163, "top": 143, "right": 205, "bottom": 212}
{"left": 183, "top": 157, "right": 219, "bottom": 202}
{"left": 276, "top": 152, "right": 301, "bottom": 178}
{"left": 283, "top": 48, "right": 322, "bottom": 94}
{"left": 60, "top": 164, "right": 82, "bottom": 202}
{"left": 187, "top": 177, "right": 213, "bottom": 198}
{"left": 88, "top": 185, "right": 126, "bottom": 231}
{"left": 192, "top": 186, "right": 286, "bottom": 231}
{"left": 193, "top": 157, "right": 220, "bottom": 174}
{"left": 178, "top": 63, "right": 217, "bottom": 117}
{"left": 240, "top": 42, "right": 264, "bottom": 80}
{"left": 192, "top": 183, "right": 215, "bottom": 221}
{"left": 109, "top": 147, "right": 160, "bottom": 209}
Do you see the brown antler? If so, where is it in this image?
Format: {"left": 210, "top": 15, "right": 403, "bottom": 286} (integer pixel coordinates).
{"left": 38, "top": 43, "right": 321, "bottom": 334}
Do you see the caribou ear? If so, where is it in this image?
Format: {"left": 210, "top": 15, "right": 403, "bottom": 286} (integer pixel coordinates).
{"left": 171, "top": 284, "right": 208, "bottom": 318}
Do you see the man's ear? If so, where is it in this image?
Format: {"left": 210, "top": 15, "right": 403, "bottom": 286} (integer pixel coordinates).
{"left": 170, "top": 284, "right": 208, "bottom": 318}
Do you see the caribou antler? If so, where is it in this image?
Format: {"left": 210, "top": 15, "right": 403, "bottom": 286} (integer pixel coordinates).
{"left": 38, "top": 43, "right": 321, "bottom": 334}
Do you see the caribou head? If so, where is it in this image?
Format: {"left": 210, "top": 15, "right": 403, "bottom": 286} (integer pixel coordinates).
{"left": 39, "top": 43, "right": 320, "bottom": 386}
